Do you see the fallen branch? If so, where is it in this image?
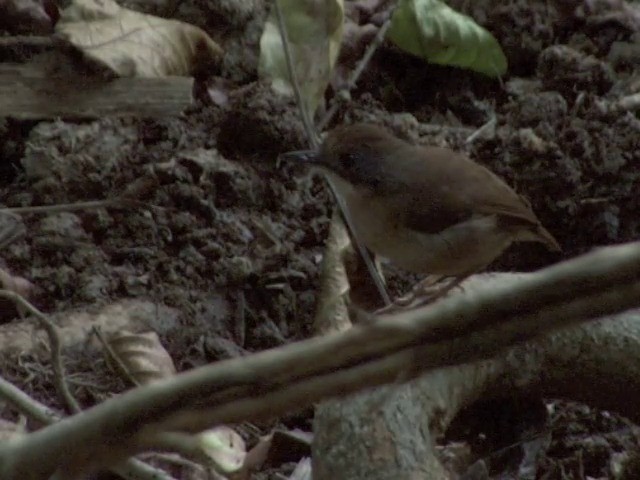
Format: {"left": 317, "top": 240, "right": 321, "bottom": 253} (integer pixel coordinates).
{"left": 314, "top": 285, "right": 640, "bottom": 479}
{"left": 0, "top": 242, "right": 638, "bottom": 479}
{"left": 0, "top": 375, "right": 177, "bottom": 480}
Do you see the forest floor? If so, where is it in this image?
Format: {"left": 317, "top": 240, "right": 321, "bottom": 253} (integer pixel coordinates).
{"left": 1, "top": 0, "right": 639, "bottom": 478}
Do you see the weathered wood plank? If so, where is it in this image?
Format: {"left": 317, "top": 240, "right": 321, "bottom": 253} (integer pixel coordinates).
{"left": 0, "top": 62, "right": 193, "bottom": 119}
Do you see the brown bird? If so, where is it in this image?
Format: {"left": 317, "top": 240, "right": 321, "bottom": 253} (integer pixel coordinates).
{"left": 283, "top": 123, "right": 560, "bottom": 282}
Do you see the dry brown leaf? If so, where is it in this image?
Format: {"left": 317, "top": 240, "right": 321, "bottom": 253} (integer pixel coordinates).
{"left": 0, "top": 300, "right": 179, "bottom": 358}
{"left": 56, "top": 0, "right": 222, "bottom": 77}
{"left": 107, "top": 330, "right": 176, "bottom": 385}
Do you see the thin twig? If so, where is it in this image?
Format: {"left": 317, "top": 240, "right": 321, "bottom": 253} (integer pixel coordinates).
{"left": 92, "top": 326, "right": 141, "bottom": 387}
{"left": 317, "top": 19, "right": 392, "bottom": 131}
{"left": 465, "top": 116, "right": 496, "bottom": 144}
{"left": 0, "top": 376, "right": 59, "bottom": 425}
{"left": 0, "top": 198, "right": 140, "bottom": 216}
{"left": 0, "top": 290, "right": 81, "bottom": 414}
{"left": 273, "top": 0, "right": 319, "bottom": 148}
{"left": 0, "top": 375, "right": 176, "bottom": 480}
{"left": 272, "top": 0, "right": 390, "bottom": 305}
{"left": 328, "top": 192, "right": 391, "bottom": 305}
{"left": 0, "top": 212, "right": 25, "bottom": 250}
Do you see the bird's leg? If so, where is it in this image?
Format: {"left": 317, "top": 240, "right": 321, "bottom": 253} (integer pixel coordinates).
{"left": 412, "top": 275, "right": 468, "bottom": 307}
{"left": 393, "top": 274, "right": 444, "bottom": 307}
{"left": 377, "top": 275, "right": 468, "bottom": 314}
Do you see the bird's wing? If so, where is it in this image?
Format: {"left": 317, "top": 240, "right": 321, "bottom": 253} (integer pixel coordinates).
{"left": 396, "top": 146, "right": 544, "bottom": 234}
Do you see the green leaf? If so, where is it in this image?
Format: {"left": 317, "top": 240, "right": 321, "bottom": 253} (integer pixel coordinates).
{"left": 388, "top": 0, "right": 507, "bottom": 77}
{"left": 258, "top": 0, "right": 344, "bottom": 115}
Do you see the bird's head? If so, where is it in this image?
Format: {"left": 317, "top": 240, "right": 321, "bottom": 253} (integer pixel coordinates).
{"left": 280, "top": 123, "right": 405, "bottom": 194}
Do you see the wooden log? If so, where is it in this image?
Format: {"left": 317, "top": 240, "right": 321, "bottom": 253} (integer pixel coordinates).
{"left": 0, "top": 60, "right": 193, "bottom": 119}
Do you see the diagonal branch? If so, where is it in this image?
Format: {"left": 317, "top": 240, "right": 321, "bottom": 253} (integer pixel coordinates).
{"left": 0, "top": 241, "right": 639, "bottom": 479}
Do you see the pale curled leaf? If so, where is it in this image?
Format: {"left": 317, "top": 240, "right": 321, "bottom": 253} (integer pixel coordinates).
{"left": 0, "top": 418, "right": 26, "bottom": 442}
{"left": 56, "top": 0, "right": 222, "bottom": 77}
{"left": 258, "top": 0, "right": 344, "bottom": 115}
{"left": 388, "top": 0, "right": 507, "bottom": 77}
{"left": 0, "top": 268, "right": 36, "bottom": 301}
{"left": 107, "top": 331, "right": 176, "bottom": 385}
{"left": 197, "top": 426, "right": 246, "bottom": 474}
{"left": 313, "top": 213, "right": 353, "bottom": 335}
{"left": 289, "top": 457, "right": 312, "bottom": 480}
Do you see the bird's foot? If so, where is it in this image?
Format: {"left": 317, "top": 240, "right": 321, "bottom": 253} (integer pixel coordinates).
{"left": 377, "top": 275, "right": 467, "bottom": 314}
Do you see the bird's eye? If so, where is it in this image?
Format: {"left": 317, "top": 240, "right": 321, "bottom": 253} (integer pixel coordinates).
{"left": 339, "top": 152, "right": 359, "bottom": 168}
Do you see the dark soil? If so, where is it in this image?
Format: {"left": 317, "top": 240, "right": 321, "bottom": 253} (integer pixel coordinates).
{"left": 1, "top": 0, "right": 639, "bottom": 478}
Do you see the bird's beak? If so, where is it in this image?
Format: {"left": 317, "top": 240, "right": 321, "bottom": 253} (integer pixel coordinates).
{"left": 277, "top": 149, "right": 319, "bottom": 168}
